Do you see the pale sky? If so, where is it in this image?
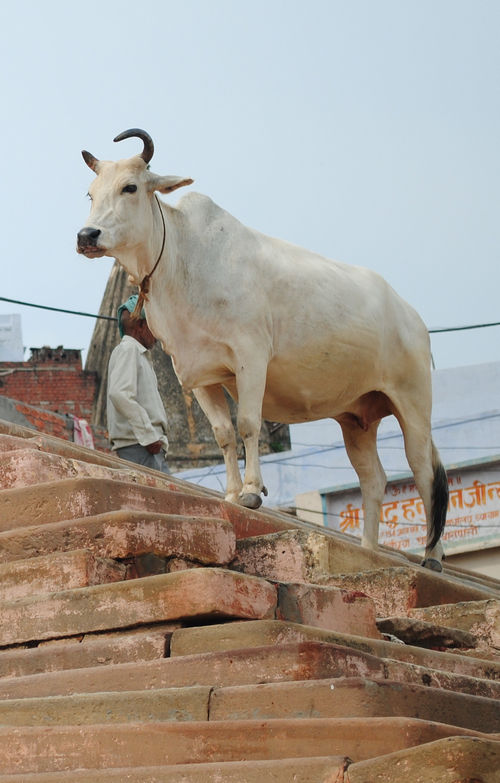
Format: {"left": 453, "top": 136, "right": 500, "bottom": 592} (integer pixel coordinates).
{"left": 0, "top": 0, "right": 498, "bottom": 370}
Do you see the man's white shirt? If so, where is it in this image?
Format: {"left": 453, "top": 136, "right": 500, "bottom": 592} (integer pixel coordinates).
{"left": 107, "top": 335, "right": 169, "bottom": 452}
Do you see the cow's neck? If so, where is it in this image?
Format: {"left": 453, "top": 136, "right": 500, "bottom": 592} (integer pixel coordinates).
{"left": 117, "top": 199, "right": 178, "bottom": 287}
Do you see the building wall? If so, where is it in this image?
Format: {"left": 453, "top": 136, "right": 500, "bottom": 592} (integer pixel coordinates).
{"left": 446, "top": 547, "right": 500, "bottom": 580}
{"left": 0, "top": 346, "right": 97, "bottom": 421}
{"left": 296, "top": 458, "right": 500, "bottom": 580}
{"left": 0, "top": 346, "right": 102, "bottom": 446}
{"left": 0, "top": 396, "right": 73, "bottom": 441}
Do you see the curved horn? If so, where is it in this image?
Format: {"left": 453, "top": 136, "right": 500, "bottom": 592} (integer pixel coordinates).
{"left": 113, "top": 128, "right": 154, "bottom": 164}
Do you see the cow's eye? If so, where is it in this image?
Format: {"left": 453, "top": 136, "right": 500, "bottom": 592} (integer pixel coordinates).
{"left": 122, "top": 184, "right": 137, "bottom": 194}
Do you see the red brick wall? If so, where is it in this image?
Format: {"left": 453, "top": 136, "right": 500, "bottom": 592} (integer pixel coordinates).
{"left": 12, "top": 400, "right": 74, "bottom": 441}
{"left": 0, "top": 347, "right": 97, "bottom": 421}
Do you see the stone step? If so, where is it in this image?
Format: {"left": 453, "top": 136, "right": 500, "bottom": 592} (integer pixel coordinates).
{"left": 0, "top": 433, "right": 37, "bottom": 452}
{"left": 346, "top": 735, "right": 500, "bottom": 783}
{"left": 0, "top": 676, "right": 496, "bottom": 733}
{"left": 233, "top": 531, "right": 497, "bottom": 603}
{"left": 0, "top": 642, "right": 388, "bottom": 700}
{"left": 0, "top": 477, "right": 296, "bottom": 539}
{"left": 0, "top": 625, "right": 175, "bottom": 679}
{"left": 410, "top": 599, "right": 500, "bottom": 654}
{"left": 0, "top": 427, "right": 295, "bottom": 538}
{"left": 209, "top": 676, "right": 500, "bottom": 733}
{"left": 0, "top": 568, "right": 276, "bottom": 647}
{"left": 233, "top": 529, "right": 407, "bottom": 581}
{"left": 0, "top": 549, "right": 125, "bottom": 601}
{"left": 376, "top": 616, "right": 478, "bottom": 650}
{"left": 0, "top": 639, "right": 498, "bottom": 703}
{"left": 0, "top": 448, "right": 181, "bottom": 491}
{"left": 170, "top": 619, "right": 500, "bottom": 684}
{"left": 0, "top": 717, "right": 491, "bottom": 774}
{"left": 324, "top": 566, "right": 499, "bottom": 614}
{"left": 382, "top": 653, "right": 500, "bottom": 699}
{"left": 0, "top": 428, "right": 195, "bottom": 488}
{"left": 0, "top": 511, "right": 235, "bottom": 566}
{"left": 0, "top": 686, "right": 211, "bottom": 725}
{"left": 0, "top": 756, "right": 350, "bottom": 783}
{"left": 276, "top": 582, "right": 381, "bottom": 639}
{"left": 0, "top": 525, "right": 380, "bottom": 642}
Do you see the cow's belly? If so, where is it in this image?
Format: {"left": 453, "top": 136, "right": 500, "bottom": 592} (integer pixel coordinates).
{"left": 166, "top": 322, "right": 410, "bottom": 424}
{"left": 260, "top": 375, "right": 373, "bottom": 423}
{"left": 256, "top": 349, "right": 388, "bottom": 423}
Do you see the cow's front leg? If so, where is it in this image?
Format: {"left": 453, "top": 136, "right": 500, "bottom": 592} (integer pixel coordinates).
{"left": 193, "top": 385, "right": 243, "bottom": 503}
{"left": 235, "top": 360, "right": 268, "bottom": 509}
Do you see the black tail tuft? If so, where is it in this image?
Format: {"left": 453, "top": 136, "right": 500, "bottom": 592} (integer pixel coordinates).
{"left": 429, "top": 458, "right": 448, "bottom": 551}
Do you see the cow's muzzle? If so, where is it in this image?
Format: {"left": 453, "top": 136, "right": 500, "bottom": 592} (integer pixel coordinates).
{"left": 77, "top": 227, "right": 103, "bottom": 256}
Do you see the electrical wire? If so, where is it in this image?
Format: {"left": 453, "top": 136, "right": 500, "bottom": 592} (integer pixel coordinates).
{"left": 1, "top": 295, "right": 499, "bottom": 333}
{"left": 0, "top": 297, "right": 116, "bottom": 321}
{"left": 429, "top": 321, "right": 500, "bottom": 333}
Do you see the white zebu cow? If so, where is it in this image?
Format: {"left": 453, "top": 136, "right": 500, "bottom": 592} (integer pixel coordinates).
{"left": 77, "top": 129, "right": 448, "bottom": 570}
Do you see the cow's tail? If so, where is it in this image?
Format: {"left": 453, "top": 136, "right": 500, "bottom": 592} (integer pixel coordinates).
{"left": 428, "top": 441, "right": 448, "bottom": 552}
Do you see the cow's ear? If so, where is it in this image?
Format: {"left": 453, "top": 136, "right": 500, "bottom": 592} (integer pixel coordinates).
{"left": 150, "top": 175, "right": 194, "bottom": 194}
{"left": 82, "top": 150, "right": 101, "bottom": 173}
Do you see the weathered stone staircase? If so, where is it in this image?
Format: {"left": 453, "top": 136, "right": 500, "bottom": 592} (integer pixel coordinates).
{"left": 0, "top": 418, "right": 498, "bottom": 781}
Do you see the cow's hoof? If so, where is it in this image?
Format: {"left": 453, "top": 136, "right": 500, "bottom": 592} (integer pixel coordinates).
{"left": 239, "top": 492, "right": 263, "bottom": 510}
{"left": 421, "top": 557, "right": 443, "bottom": 572}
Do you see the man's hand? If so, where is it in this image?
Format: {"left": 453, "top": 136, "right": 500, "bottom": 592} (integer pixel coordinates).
{"left": 145, "top": 440, "right": 163, "bottom": 454}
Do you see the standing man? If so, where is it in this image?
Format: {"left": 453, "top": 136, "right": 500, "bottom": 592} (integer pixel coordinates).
{"left": 107, "top": 294, "right": 170, "bottom": 473}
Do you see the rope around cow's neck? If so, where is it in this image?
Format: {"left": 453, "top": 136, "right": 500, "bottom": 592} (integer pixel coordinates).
{"left": 131, "top": 194, "right": 166, "bottom": 319}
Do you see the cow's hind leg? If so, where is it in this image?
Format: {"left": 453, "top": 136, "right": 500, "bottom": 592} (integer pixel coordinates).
{"left": 340, "top": 418, "right": 386, "bottom": 549}
{"left": 395, "top": 409, "right": 448, "bottom": 571}
{"left": 193, "top": 385, "right": 243, "bottom": 503}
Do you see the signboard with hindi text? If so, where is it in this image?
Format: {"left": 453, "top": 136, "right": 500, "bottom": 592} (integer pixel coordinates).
{"left": 322, "top": 459, "right": 500, "bottom": 556}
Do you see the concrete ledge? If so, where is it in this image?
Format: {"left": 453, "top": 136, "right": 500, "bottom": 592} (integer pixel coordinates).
{"left": 0, "top": 626, "right": 175, "bottom": 679}
{"left": 0, "top": 642, "right": 387, "bottom": 699}
{"left": 0, "top": 448, "right": 183, "bottom": 492}
{"left": 0, "top": 477, "right": 296, "bottom": 539}
{"left": 0, "top": 427, "right": 300, "bottom": 538}
{"left": 209, "top": 676, "right": 500, "bottom": 732}
{"left": 0, "top": 718, "right": 491, "bottom": 774}
{"left": 0, "top": 686, "right": 211, "bottom": 725}
{"left": 410, "top": 599, "right": 500, "bottom": 653}
{"left": 376, "top": 616, "right": 478, "bottom": 650}
{"left": 346, "top": 735, "right": 500, "bottom": 782}
{"left": 0, "top": 568, "right": 277, "bottom": 646}
{"left": 0, "top": 511, "right": 236, "bottom": 566}
{"left": 169, "top": 619, "right": 500, "bottom": 682}
{"left": 277, "top": 582, "right": 381, "bottom": 639}
{"left": 9, "top": 676, "right": 497, "bottom": 734}
{"left": 233, "top": 530, "right": 405, "bottom": 582}
{"left": 0, "top": 434, "right": 38, "bottom": 453}
{"left": 0, "top": 428, "right": 204, "bottom": 493}
{"left": 325, "top": 566, "right": 497, "bottom": 614}
{"left": 0, "top": 549, "right": 125, "bottom": 601}
{"left": 0, "top": 756, "right": 350, "bottom": 782}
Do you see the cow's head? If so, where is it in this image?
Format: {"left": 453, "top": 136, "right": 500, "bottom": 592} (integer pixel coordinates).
{"left": 77, "top": 129, "right": 193, "bottom": 261}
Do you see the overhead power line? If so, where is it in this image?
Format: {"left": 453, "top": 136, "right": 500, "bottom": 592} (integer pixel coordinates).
{"left": 428, "top": 321, "right": 500, "bottom": 334}
{"left": 0, "top": 295, "right": 499, "bottom": 333}
{"left": 0, "top": 297, "right": 116, "bottom": 321}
